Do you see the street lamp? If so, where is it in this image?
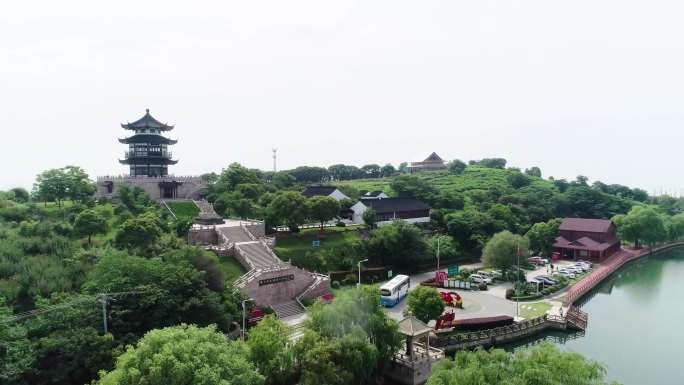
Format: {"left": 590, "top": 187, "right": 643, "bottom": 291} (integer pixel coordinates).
{"left": 357, "top": 259, "right": 369, "bottom": 287}
{"left": 241, "top": 298, "right": 254, "bottom": 341}
{"left": 436, "top": 236, "right": 441, "bottom": 271}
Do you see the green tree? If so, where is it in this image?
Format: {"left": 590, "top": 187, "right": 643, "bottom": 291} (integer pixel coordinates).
{"left": 613, "top": 206, "right": 667, "bottom": 248}
{"left": 361, "top": 164, "right": 382, "bottom": 178}
{"left": 0, "top": 299, "right": 35, "bottom": 385}
{"left": 525, "top": 218, "right": 561, "bottom": 255}
{"left": 22, "top": 294, "right": 115, "bottom": 385}
{"left": 406, "top": 286, "right": 445, "bottom": 323}
{"left": 426, "top": 235, "right": 459, "bottom": 261}
{"left": 667, "top": 213, "right": 684, "bottom": 241}
{"left": 380, "top": 164, "right": 396, "bottom": 177}
{"left": 114, "top": 212, "right": 162, "bottom": 255}
{"left": 307, "top": 286, "right": 401, "bottom": 367}
{"left": 367, "top": 220, "right": 427, "bottom": 268}
{"left": 247, "top": 316, "right": 295, "bottom": 385}
{"left": 266, "top": 191, "right": 308, "bottom": 231}
{"left": 73, "top": 209, "right": 108, "bottom": 246}
{"left": 482, "top": 230, "right": 529, "bottom": 269}
{"left": 362, "top": 208, "right": 377, "bottom": 229}
{"left": 524, "top": 166, "right": 542, "bottom": 178}
{"left": 307, "top": 196, "right": 340, "bottom": 230}
{"left": 9, "top": 187, "right": 30, "bottom": 203}
{"left": 390, "top": 175, "right": 436, "bottom": 202}
{"left": 96, "top": 324, "right": 264, "bottom": 385}
{"left": 294, "top": 329, "right": 378, "bottom": 385}
{"left": 427, "top": 342, "right": 614, "bottom": 385}
{"left": 507, "top": 172, "right": 531, "bottom": 189}
{"left": 84, "top": 251, "right": 238, "bottom": 339}
{"left": 469, "top": 158, "right": 507, "bottom": 169}
{"left": 33, "top": 168, "right": 69, "bottom": 207}
{"left": 63, "top": 166, "right": 95, "bottom": 203}
{"left": 447, "top": 159, "right": 467, "bottom": 175}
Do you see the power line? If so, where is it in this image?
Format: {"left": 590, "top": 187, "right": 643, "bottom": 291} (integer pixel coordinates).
{"left": 1, "top": 290, "right": 151, "bottom": 325}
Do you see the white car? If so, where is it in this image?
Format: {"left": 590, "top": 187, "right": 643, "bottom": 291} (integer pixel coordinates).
{"left": 569, "top": 264, "right": 589, "bottom": 272}
{"left": 469, "top": 274, "right": 493, "bottom": 284}
{"left": 554, "top": 271, "right": 576, "bottom": 279}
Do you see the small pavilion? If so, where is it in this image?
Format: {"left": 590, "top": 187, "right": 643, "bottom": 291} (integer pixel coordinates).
{"left": 384, "top": 316, "right": 443, "bottom": 385}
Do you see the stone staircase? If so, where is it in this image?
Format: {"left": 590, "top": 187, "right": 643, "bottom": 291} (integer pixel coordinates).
{"left": 271, "top": 301, "right": 306, "bottom": 319}
{"left": 236, "top": 242, "right": 281, "bottom": 267}
{"left": 218, "top": 226, "right": 254, "bottom": 244}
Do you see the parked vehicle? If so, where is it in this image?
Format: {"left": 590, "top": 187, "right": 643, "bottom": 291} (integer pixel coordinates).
{"left": 380, "top": 275, "right": 410, "bottom": 307}
{"left": 569, "top": 263, "right": 589, "bottom": 272}
{"left": 528, "top": 257, "right": 546, "bottom": 266}
{"left": 554, "top": 270, "right": 576, "bottom": 279}
{"left": 535, "top": 276, "right": 557, "bottom": 285}
{"left": 469, "top": 274, "right": 492, "bottom": 284}
{"left": 490, "top": 269, "right": 503, "bottom": 279}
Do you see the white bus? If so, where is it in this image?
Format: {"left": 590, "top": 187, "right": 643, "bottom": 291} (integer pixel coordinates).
{"left": 380, "top": 274, "right": 410, "bottom": 307}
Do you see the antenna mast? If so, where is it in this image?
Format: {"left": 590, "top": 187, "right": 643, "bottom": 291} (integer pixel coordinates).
{"left": 272, "top": 148, "right": 277, "bottom": 172}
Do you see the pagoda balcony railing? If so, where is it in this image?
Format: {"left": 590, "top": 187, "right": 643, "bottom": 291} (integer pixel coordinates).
{"left": 124, "top": 151, "right": 173, "bottom": 159}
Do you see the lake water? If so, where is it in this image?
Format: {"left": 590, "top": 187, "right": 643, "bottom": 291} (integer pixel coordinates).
{"left": 507, "top": 248, "right": 684, "bottom": 385}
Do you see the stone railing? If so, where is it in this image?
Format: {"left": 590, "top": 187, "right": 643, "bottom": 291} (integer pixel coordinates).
{"left": 96, "top": 175, "right": 205, "bottom": 182}
{"left": 434, "top": 315, "right": 573, "bottom": 352}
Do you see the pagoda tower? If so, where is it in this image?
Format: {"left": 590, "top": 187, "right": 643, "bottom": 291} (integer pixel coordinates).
{"left": 118, "top": 109, "right": 178, "bottom": 177}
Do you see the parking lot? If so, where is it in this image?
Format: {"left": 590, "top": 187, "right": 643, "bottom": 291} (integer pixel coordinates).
{"left": 383, "top": 259, "right": 596, "bottom": 323}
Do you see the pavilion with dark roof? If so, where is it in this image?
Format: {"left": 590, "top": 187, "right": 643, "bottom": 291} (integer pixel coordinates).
{"left": 553, "top": 218, "right": 621, "bottom": 261}
{"left": 407, "top": 152, "right": 447, "bottom": 173}
{"left": 300, "top": 185, "right": 350, "bottom": 201}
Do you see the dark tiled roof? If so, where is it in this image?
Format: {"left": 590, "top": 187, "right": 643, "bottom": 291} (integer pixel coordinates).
{"left": 559, "top": 218, "right": 613, "bottom": 233}
{"left": 121, "top": 109, "right": 174, "bottom": 131}
{"left": 302, "top": 186, "right": 338, "bottom": 198}
{"left": 362, "top": 197, "right": 430, "bottom": 214}
{"left": 553, "top": 235, "right": 619, "bottom": 252}
{"left": 118, "top": 134, "right": 177, "bottom": 145}
{"left": 423, "top": 152, "right": 444, "bottom": 162}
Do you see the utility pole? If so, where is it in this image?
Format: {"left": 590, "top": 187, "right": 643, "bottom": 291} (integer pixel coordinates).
{"left": 241, "top": 299, "right": 253, "bottom": 341}
{"left": 97, "top": 293, "right": 109, "bottom": 335}
{"left": 436, "top": 236, "right": 441, "bottom": 271}
{"left": 272, "top": 148, "right": 277, "bottom": 173}
{"left": 516, "top": 243, "right": 520, "bottom": 318}
{"left": 358, "top": 259, "right": 368, "bottom": 287}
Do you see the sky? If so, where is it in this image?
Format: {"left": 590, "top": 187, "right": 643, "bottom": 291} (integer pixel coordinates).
{"left": 2, "top": 0, "right": 684, "bottom": 195}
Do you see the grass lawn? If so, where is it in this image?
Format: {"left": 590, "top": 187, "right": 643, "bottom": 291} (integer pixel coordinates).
{"left": 218, "top": 256, "right": 247, "bottom": 283}
{"left": 519, "top": 302, "right": 552, "bottom": 319}
{"left": 166, "top": 201, "right": 200, "bottom": 220}
{"left": 274, "top": 228, "right": 360, "bottom": 262}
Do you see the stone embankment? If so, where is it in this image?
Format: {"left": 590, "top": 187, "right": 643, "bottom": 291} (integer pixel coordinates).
{"left": 563, "top": 242, "right": 684, "bottom": 306}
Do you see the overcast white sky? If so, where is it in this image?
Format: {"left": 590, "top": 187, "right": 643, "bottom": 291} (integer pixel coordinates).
{"left": 2, "top": 1, "right": 684, "bottom": 194}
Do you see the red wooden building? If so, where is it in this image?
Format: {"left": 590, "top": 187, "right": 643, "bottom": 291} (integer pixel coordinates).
{"left": 553, "top": 218, "right": 621, "bottom": 262}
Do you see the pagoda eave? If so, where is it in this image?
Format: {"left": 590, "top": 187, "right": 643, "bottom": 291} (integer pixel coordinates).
{"left": 118, "top": 136, "right": 178, "bottom": 145}
{"left": 119, "top": 159, "right": 178, "bottom": 165}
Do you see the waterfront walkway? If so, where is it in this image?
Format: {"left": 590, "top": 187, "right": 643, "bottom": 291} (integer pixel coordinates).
{"left": 563, "top": 242, "right": 684, "bottom": 306}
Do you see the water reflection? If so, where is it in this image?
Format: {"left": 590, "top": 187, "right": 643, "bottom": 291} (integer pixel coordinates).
{"left": 500, "top": 249, "right": 684, "bottom": 385}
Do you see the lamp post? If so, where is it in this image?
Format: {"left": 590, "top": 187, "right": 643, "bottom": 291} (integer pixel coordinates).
{"left": 436, "top": 236, "right": 441, "bottom": 271}
{"left": 516, "top": 243, "right": 520, "bottom": 318}
{"left": 241, "top": 299, "right": 253, "bottom": 341}
{"left": 358, "top": 259, "right": 369, "bottom": 287}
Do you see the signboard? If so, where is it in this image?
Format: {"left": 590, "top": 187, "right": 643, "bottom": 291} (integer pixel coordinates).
{"left": 435, "top": 271, "right": 448, "bottom": 285}
{"left": 312, "top": 240, "right": 320, "bottom": 248}
{"left": 258, "top": 274, "right": 295, "bottom": 286}
{"left": 387, "top": 270, "right": 393, "bottom": 279}
{"left": 447, "top": 266, "right": 459, "bottom": 277}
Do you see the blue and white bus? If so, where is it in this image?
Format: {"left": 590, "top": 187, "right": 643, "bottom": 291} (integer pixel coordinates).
{"left": 380, "top": 274, "right": 410, "bottom": 307}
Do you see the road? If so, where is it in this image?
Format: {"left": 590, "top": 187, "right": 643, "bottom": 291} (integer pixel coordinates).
{"left": 384, "top": 265, "right": 517, "bottom": 324}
